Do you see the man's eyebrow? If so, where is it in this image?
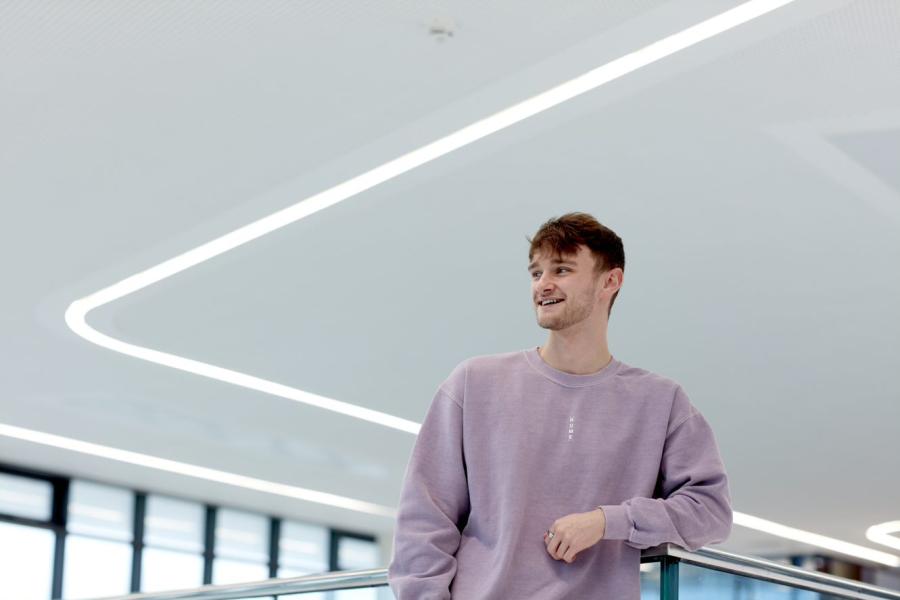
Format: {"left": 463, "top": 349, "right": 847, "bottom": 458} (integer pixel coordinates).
{"left": 527, "top": 259, "right": 576, "bottom": 271}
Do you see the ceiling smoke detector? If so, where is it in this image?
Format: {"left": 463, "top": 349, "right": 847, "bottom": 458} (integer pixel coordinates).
{"left": 428, "top": 16, "right": 455, "bottom": 42}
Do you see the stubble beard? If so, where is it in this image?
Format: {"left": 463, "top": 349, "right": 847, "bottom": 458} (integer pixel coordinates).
{"left": 536, "top": 284, "right": 596, "bottom": 331}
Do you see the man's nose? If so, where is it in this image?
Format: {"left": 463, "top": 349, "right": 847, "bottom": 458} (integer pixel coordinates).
{"left": 536, "top": 274, "right": 556, "bottom": 291}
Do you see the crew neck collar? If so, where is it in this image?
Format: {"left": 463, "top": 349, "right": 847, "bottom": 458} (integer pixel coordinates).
{"left": 524, "top": 345, "right": 621, "bottom": 387}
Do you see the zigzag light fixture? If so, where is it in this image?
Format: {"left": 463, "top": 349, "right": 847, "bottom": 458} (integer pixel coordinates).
{"left": 867, "top": 521, "right": 900, "bottom": 552}
{"left": 66, "top": 0, "right": 800, "bottom": 435}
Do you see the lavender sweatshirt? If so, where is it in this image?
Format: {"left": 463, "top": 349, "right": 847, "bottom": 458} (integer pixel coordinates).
{"left": 388, "top": 347, "right": 733, "bottom": 599}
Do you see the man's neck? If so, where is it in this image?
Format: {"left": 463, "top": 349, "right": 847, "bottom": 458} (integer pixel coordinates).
{"left": 538, "top": 339, "right": 613, "bottom": 376}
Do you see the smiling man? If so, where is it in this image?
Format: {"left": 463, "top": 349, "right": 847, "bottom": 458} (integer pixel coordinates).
{"left": 388, "top": 212, "right": 733, "bottom": 599}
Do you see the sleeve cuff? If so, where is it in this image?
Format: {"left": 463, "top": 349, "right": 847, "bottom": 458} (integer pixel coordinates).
{"left": 598, "top": 504, "right": 632, "bottom": 541}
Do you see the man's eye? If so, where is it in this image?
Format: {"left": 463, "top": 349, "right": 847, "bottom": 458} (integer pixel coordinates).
{"left": 531, "top": 268, "right": 569, "bottom": 278}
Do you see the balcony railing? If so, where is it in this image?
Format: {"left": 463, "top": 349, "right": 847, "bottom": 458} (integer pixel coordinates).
{"left": 89, "top": 543, "right": 900, "bottom": 600}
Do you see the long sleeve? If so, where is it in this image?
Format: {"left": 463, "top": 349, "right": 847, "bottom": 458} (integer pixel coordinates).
{"left": 388, "top": 386, "right": 471, "bottom": 600}
{"left": 599, "top": 389, "right": 733, "bottom": 552}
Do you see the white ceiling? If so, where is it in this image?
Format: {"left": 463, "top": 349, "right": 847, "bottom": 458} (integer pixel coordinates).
{"left": 1, "top": 0, "right": 899, "bottom": 570}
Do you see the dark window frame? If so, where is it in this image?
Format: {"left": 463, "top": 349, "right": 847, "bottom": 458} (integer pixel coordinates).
{"left": 0, "top": 462, "right": 380, "bottom": 598}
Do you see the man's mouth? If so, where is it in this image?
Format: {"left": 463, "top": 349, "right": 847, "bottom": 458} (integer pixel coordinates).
{"left": 539, "top": 299, "right": 564, "bottom": 307}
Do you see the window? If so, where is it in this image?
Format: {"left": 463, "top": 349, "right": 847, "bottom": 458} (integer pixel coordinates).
{"left": 0, "top": 470, "right": 60, "bottom": 600}
{"left": 277, "top": 520, "right": 329, "bottom": 600}
{"left": 141, "top": 494, "right": 205, "bottom": 592}
{"left": 336, "top": 537, "right": 379, "bottom": 571}
{"left": 212, "top": 508, "right": 270, "bottom": 585}
{"left": 0, "top": 472, "right": 53, "bottom": 520}
{"left": 63, "top": 480, "right": 134, "bottom": 599}
{"left": 66, "top": 479, "right": 132, "bottom": 541}
{"left": 278, "top": 520, "right": 329, "bottom": 576}
{"left": 0, "top": 521, "right": 55, "bottom": 600}
{"left": 63, "top": 535, "right": 133, "bottom": 599}
{"left": 333, "top": 536, "right": 381, "bottom": 600}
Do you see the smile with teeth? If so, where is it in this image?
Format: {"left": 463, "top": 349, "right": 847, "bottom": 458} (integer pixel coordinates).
{"left": 540, "top": 299, "right": 564, "bottom": 307}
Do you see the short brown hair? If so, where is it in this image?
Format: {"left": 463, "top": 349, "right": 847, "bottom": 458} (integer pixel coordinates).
{"left": 526, "top": 212, "right": 625, "bottom": 316}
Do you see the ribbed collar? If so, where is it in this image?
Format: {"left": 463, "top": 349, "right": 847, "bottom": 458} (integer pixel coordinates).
{"left": 523, "top": 345, "right": 621, "bottom": 388}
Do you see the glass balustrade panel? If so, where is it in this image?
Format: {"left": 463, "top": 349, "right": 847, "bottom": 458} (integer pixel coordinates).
{"left": 678, "top": 562, "right": 851, "bottom": 599}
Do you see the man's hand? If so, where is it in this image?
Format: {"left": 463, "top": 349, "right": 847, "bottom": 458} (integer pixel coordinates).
{"left": 543, "top": 508, "right": 606, "bottom": 564}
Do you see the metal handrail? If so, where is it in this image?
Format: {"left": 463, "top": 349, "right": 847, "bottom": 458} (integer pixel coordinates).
{"left": 90, "top": 568, "right": 388, "bottom": 600}
{"left": 89, "top": 543, "right": 900, "bottom": 600}
{"left": 643, "top": 544, "right": 900, "bottom": 600}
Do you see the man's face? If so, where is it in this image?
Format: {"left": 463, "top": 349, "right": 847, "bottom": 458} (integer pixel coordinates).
{"left": 528, "top": 245, "right": 604, "bottom": 331}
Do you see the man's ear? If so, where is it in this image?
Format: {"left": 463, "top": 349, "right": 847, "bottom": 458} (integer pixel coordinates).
{"left": 607, "top": 268, "right": 623, "bottom": 292}
{"left": 597, "top": 269, "right": 616, "bottom": 292}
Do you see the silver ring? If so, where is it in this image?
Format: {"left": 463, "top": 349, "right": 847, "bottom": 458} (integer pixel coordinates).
{"left": 547, "top": 531, "right": 555, "bottom": 540}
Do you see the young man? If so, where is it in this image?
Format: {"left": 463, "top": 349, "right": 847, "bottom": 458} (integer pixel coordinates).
{"left": 388, "top": 212, "right": 733, "bottom": 599}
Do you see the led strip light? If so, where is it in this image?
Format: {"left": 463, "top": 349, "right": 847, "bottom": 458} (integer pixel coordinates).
{"left": 7, "top": 0, "right": 897, "bottom": 569}
{"left": 0, "top": 423, "right": 395, "bottom": 518}
{"left": 734, "top": 512, "right": 899, "bottom": 567}
{"left": 867, "top": 521, "right": 900, "bottom": 552}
